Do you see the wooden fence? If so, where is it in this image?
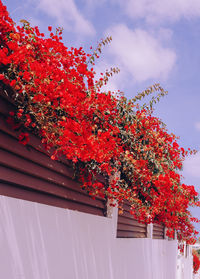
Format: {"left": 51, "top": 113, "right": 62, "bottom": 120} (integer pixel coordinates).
{"left": 117, "top": 201, "right": 147, "bottom": 238}
{"left": 0, "top": 87, "right": 106, "bottom": 216}
{"left": 153, "top": 223, "right": 165, "bottom": 239}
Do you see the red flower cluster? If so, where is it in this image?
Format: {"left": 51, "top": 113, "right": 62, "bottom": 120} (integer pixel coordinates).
{"left": 193, "top": 251, "right": 200, "bottom": 274}
{"left": 0, "top": 0, "right": 199, "bottom": 242}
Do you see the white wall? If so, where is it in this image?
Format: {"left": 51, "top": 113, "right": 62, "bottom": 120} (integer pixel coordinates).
{"left": 176, "top": 244, "right": 193, "bottom": 279}
{"left": 0, "top": 195, "right": 178, "bottom": 279}
{"left": 177, "top": 254, "right": 193, "bottom": 279}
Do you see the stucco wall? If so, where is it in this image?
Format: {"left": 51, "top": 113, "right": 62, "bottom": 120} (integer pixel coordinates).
{"left": 177, "top": 254, "right": 193, "bottom": 279}
{"left": 0, "top": 195, "right": 177, "bottom": 279}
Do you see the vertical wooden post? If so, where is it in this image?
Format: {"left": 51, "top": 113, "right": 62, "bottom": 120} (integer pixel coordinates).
{"left": 164, "top": 226, "right": 168, "bottom": 239}
{"left": 147, "top": 223, "right": 153, "bottom": 238}
{"left": 106, "top": 171, "right": 120, "bottom": 237}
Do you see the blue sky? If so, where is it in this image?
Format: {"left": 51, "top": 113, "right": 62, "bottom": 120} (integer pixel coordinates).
{"left": 4, "top": 0, "right": 200, "bottom": 230}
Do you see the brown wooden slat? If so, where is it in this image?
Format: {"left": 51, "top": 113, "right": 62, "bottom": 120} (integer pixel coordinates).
{"left": 117, "top": 199, "right": 147, "bottom": 238}
{"left": 118, "top": 216, "right": 146, "bottom": 228}
{"left": 153, "top": 223, "right": 165, "bottom": 239}
{"left": 0, "top": 114, "right": 55, "bottom": 157}
{"left": 117, "top": 223, "right": 146, "bottom": 233}
{"left": 153, "top": 235, "right": 164, "bottom": 239}
{"left": 0, "top": 147, "right": 84, "bottom": 193}
{"left": 0, "top": 113, "right": 16, "bottom": 137}
{"left": 0, "top": 115, "right": 62, "bottom": 166}
{"left": 153, "top": 230, "right": 164, "bottom": 235}
{"left": 153, "top": 229, "right": 164, "bottom": 234}
{"left": 0, "top": 83, "right": 17, "bottom": 102}
{"left": 153, "top": 223, "right": 164, "bottom": 229}
{"left": 153, "top": 224, "right": 164, "bottom": 229}
{"left": 0, "top": 103, "right": 106, "bottom": 187}
{"left": 153, "top": 231, "right": 164, "bottom": 236}
{"left": 0, "top": 130, "right": 73, "bottom": 177}
{"left": 0, "top": 147, "right": 74, "bottom": 182}
{"left": 0, "top": 182, "right": 104, "bottom": 216}
{"left": 117, "top": 230, "right": 146, "bottom": 238}
{"left": 0, "top": 132, "right": 105, "bottom": 203}
{"left": 119, "top": 210, "right": 141, "bottom": 220}
{"left": 0, "top": 92, "right": 15, "bottom": 115}
{"left": 0, "top": 164, "right": 104, "bottom": 209}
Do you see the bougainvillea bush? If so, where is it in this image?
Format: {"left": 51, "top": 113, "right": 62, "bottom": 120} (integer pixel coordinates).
{"left": 0, "top": 0, "right": 199, "bottom": 243}
{"left": 193, "top": 250, "right": 200, "bottom": 274}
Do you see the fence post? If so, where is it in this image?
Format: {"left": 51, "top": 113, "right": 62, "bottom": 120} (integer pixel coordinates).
{"left": 106, "top": 171, "right": 120, "bottom": 237}
{"left": 147, "top": 223, "right": 153, "bottom": 238}
{"left": 164, "top": 226, "right": 168, "bottom": 239}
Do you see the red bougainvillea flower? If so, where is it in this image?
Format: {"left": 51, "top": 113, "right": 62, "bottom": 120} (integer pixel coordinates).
{"left": 193, "top": 251, "right": 200, "bottom": 274}
{"left": 18, "top": 132, "right": 29, "bottom": 145}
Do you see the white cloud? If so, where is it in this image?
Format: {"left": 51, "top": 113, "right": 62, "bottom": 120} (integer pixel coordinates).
{"left": 37, "top": 0, "right": 95, "bottom": 36}
{"left": 195, "top": 122, "right": 200, "bottom": 131}
{"left": 184, "top": 152, "right": 200, "bottom": 178}
{"left": 105, "top": 24, "right": 176, "bottom": 82}
{"left": 116, "top": 0, "right": 200, "bottom": 23}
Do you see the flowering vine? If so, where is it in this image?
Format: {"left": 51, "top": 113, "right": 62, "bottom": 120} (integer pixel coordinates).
{"left": 0, "top": 0, "right": 199, "bottom": 243}
{"left": 193, "top": 250, "right": 200, "bottom": 274}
